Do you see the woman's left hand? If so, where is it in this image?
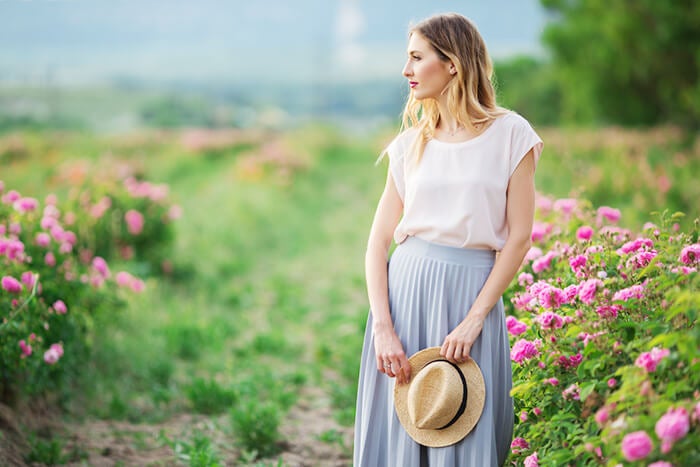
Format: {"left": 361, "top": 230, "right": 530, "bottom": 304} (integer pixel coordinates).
{"left": 440, "top": 313, "right": 485, "bottom": 363}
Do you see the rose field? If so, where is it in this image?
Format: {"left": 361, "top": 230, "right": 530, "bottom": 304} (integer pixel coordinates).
{"left": 0, "top": 124, "right": 699, "bottom": 466}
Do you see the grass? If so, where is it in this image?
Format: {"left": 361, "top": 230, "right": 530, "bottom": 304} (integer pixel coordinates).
{"left": 2, "top": 123, "right": 698, "bottom": 463}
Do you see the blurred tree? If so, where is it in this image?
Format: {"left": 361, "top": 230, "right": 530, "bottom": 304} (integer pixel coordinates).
{"left": 494, "top": 56, "right": 562, "bottom": 125}
{"left": 541, "top": 0, "right": 700, "bottom": 126}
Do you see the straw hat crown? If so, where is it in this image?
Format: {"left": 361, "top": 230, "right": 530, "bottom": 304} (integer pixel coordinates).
{"left": 394, "top": 347, "right": 485, "bottom": 448}
{"left": 407, "top": 361, "right": 465, "bottom": 429}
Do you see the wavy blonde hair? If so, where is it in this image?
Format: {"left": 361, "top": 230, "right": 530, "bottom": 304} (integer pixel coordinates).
{"left": 393, "top": 13, "right": 508, "bottom": 165}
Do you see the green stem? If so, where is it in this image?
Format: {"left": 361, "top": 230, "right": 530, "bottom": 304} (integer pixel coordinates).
{"left": 0, "top": 273, "right": 40, "bottom": 332}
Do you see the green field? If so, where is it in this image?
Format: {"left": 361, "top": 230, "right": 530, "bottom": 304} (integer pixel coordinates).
{"left": 1, "top": 122, "right": 698, "bottom": 465}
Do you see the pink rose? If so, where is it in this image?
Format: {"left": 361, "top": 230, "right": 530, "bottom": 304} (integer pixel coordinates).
{"left": 532, "top": 251, "right": 556, "bottom": 274}
{"left": 13, "top": 197, "right": 39, "bottom": 213}
{"left": 43, "top": 343, "right": 64, "bottom": 365}
{"left": 124, "top": 209, "right": 144, "bottom": 235}
{"left": 569, "top": 254, "right": 587, "bottom": 274}
{"left": 21, "top": 271, "right": 36, "bottom": 289}
{"left": 576, "top": 225, "right": 594, "bottom": 241}
{"left": 35, "top": 232, "right": 51, "bottom": 248}
{"left": 518, "top": 272, "right": 534, "bottom": 286}
{"left": 597, "top": 206, "right": 621, "bottom": 224}
{"left": 506, "top": 316, "right": 528, "bottom": 336}
{"left": 617, "top": 238, "right": 654, "bottom": 255}
{"left": 562, "top": 383, "right": 580, "bottom": 400}
{"left": 525, "top": 247, "right": 543, "bottom": 262}
{"left": 546, "top": 377, "right": 559, "bottom": 386}
{"left": 612, "top": 284, "right": 645, "bottom": 302}
{"left": 19, "top": 339, "right": 32, "bottom": 357}
{"left": 536, "top": 285, "right": 566, "bottom": 310}
{"left": 621, "top": 430, "right": 653, "bottom": 461}
{"left": 92, "top": 256, "right": 110, "bottom": 278}
{"left": 2, "top": 189, "right": 21, "bottom": 204}
{"left": 655, "top": 407, "right": 689, "bottom": 445}
{"left": 635, "top": 347, "right": 670, "bottom": 372}
{"left": 45, "top": 252, "right": 56, "bottom": 267}
{"left": 510, "top": 437, "right": 529, "bottom": 454}
{"left": 116, "top": 271, "right": 133, "bottom": 287}
{"left": 510, "top": 339, "right": 541, "bottom": 364}
{"left": 679, "top": 244, "right": 700, "bottom": 265}
{"left": 648, "top": 462, "right": 673, "bottom": 467}
{"left": 1, "top": 276, "right": 22, "bottom": 294}
{"left": 531, "top": 222, "right": 551, "bottom": 242}
{"left": 578, "top": 278, "right": 603, "bottom": 305}
{"left": 53, "top": 300, "right": 67, "bottom": 314}
{"left": 596, "top": 304, "right": 621, "bottom": 319}
{"left": 554, "top": 198, "right": 577, "bottom": 215}
{"left": 524, "top": 451, "right": 539, "bottom": 467}
{"left": 595, "top": 407, "right": 609, "bottom": 426}
{"left": 536, "top": 311, "right": 564, "bottom": 330}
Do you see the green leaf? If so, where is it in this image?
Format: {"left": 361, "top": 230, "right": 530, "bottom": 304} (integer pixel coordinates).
{"left": 579, "top": 381, "right": 597, "bottom": 401}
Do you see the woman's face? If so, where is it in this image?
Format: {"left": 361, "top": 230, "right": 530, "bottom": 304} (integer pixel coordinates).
{"left": 402, "top": 33, "right": 454, "bottom": 101}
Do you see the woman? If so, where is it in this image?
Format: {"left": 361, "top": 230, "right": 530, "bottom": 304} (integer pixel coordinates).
{"left": 353, "top": 13, "right": 543, "bottom": 467}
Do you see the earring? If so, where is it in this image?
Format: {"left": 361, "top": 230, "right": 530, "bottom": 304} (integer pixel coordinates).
{"left": 450, "top": 69, "right": 456, "bottom": 75}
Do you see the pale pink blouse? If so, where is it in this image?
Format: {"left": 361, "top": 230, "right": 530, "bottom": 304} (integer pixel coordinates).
{"left": 387, "top": 112, "right": 544, "bottom": 251}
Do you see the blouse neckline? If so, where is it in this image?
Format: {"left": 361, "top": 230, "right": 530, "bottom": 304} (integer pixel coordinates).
{"left": 428, "top": 113, "right": 508, "bottom": 147}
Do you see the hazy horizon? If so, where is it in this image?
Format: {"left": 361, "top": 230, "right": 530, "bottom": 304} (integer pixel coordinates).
{"left": 1, "top": 0, "right": 549, "bottom": 86}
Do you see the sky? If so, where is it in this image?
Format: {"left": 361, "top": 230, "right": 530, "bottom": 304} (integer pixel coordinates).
{"left": 0, "top": 0, "right": 549, "bottom": 85}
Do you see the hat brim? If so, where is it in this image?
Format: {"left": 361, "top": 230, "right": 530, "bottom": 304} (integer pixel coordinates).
{"left": 394, "top": 347, "right": 485, "bottom": 447}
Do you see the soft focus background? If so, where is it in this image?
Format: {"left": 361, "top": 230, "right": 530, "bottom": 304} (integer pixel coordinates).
{"left": 1, "top": 1, "right": 699, "bottom": 466}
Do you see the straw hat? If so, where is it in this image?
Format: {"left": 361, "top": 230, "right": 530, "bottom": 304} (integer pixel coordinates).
{"left": 393, "top": 347, "right": 485, "bottom": 447}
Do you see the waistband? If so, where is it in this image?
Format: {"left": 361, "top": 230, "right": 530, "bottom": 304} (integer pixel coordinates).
{"left": 395, "top": 236, "right": 496, "bottom": 267}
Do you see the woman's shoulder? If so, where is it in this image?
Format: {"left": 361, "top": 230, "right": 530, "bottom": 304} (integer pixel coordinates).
{"left": 385, "top": 126, "right": 420, "bottom": 158}
{"left": 493, "top": 110, "right": 537, "bottom": 133}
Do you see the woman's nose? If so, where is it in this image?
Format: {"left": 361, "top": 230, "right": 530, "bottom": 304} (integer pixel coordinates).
{"left": 402, "top": 61, "right": 412, "bottom": 78}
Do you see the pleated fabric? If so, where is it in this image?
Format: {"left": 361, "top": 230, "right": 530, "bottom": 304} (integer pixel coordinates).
{"left": 353, "top": 236, "right": 514, "bottom": 467}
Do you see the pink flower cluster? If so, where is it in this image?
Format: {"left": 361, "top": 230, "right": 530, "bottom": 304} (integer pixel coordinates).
{"left": 43, "top": 343, "right": 64, "bottom": 365}
{"left": 679, "top": 243, "right": 700, "bottom": 265}
{"left": 612, "top": 283, "right": 645, "bottom": 302}
{"left": 621, "top": 430, "right": 653, "bottom": 461}
{"left": 511, "top": 338, "right": 541, "bottom": 364}
{"left": 124, "top": 177, "right": 169, "bottom": 202}
{"left": 576, "top": 225, "right": 594, "bottom": 241}
{"left": 655, "top": 407, "right": 689, "bottom": 454}
{"left": 635, "top": 347, "right": 670, "bottom": 373}
{"left": 1, "top": 275, "right": 23, "bottom": 294}
{"left": 523, "top": 451, "right": 539, "bottom": 467}
{"left": 115, "top": 271, "right": 145, "bottom": 293}
{"left": 124, "top": 209, "right": 144, "bottom": 235}
{"left": 506, "top": 316, "right": 528, "bottom": 336}
{"left": 597, "top": 206, "right": 621, "bottom": 224}
{"left": 0, "top": 237, "right": 26, "bottom": 262}
{"left": 510, "top": 437, "right": 529, "bottom": 454}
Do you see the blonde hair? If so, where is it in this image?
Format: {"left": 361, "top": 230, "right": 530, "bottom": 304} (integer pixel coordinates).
{"left": 387, "top": 13, "right": 508, "bottom": 165}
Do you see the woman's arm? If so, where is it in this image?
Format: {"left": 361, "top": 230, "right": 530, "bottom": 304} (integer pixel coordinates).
{"left": 441, "top": 149, "right": 536, "bottom": 363}
{"left": 365, "top": 170, "right": 412, "bottom": 384}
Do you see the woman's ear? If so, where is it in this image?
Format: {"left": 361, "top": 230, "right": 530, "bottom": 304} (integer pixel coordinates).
{"left": 449, "top": 63, "right": 457, "bottom": 75}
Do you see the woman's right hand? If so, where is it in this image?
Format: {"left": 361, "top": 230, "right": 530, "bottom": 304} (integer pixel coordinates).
{"left": 373, "top": 323, "right": 411, "bottom": 384}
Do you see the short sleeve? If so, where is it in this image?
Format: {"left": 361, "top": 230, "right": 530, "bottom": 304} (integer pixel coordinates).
{"left": 509, "top": 116, "right": 544, "bottom": 177}
{"left": 386, "top": 137, "right": 406, "bottom": 202}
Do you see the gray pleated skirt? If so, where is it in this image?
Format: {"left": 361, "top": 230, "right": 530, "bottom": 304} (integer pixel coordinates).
{"left": 353, "top": 236, "right": 514, "bottom": 467}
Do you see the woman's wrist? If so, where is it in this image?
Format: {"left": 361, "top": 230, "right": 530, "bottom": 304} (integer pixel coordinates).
{"left": 372, "top": 318, "right": 395, "bottom": 333}
{"left": 467, "top": 304, "right": 491, "bottom": 322}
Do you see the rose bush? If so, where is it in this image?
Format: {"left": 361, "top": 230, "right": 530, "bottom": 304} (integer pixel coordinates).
{"left": 0, "top": 176, "right": 173, "bottom": 402}
{"left": 64, "top": 175, "right": 181, "bottom": 276}
{"left": 506, "top": 194, "right": 699, "bottom": 466}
